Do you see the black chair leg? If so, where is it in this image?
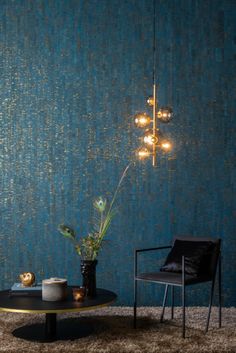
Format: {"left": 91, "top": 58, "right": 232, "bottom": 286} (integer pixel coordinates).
{"left": 205, "top": 279, "right": 215, "bottom": 333}
{"left": 171, "top": 286, "right": 174, "bottom": 319}
{"left": 133, "top": 279, "right": 137, "bottom": 328}
{"left": 182, "top": 284, "right": 185, "bottom": 338}
{"left": 218, "top": 254, "right": 222, "bottom": 328}
{"left": 182, "top": 256, "right": 186, "bottom": 338}
{"left": 160, "top": 284, "right": 169, "bottom": 323}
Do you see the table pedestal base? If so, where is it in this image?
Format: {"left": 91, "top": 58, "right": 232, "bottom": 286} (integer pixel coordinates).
{"left": 45, "top": 313, "right": 57, "bottom": 339}
{"left": 12, "top": 314, "right": 94, "bottom": 342}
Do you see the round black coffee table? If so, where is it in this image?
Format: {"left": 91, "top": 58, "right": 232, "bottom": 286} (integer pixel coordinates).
{"left": 0, "top": 287, "right": 116, "bottom": 342}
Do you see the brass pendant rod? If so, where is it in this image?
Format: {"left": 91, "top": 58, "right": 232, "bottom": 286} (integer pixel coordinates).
{"left": 152, "top": 0, "right": 156, "bottom": 88}
{"left": 152, "top": 83, "right": 157, "bottom": 166}
{"left": 152, "top": 0, "right": 157, "bottom": 166}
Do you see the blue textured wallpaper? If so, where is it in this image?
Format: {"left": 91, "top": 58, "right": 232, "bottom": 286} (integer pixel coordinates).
{"left": 0, "top": 0, "right": 235, "bottom": 306}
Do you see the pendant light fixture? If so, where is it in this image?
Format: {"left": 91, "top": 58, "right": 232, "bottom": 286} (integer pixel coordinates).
{"left": 134, "top": 0, "right": 173, "bottom": 166}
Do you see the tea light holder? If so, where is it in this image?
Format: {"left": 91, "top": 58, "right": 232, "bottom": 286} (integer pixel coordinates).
{"left": 72, "top": 287, "right": 86, "bottom": 302}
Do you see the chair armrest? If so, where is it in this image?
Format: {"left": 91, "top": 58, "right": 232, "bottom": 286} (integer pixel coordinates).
{"left": 135, "top": 246, "right": 172, "bottom": 254}
{"left": 134, "top": 246, "right": 172, "bottom": 276}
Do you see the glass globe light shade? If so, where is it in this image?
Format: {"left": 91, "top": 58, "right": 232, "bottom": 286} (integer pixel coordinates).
{"left": 157, "top": 107, "right": 173, "bottom": 123}
{"left": 134, "top": 112, "right": 151, "bottom": 128}
{"left": 136, "top": 147, "right": 151, "bottom": 160}
{"left": 143, "top": 128, "right": 160, "bottom": 146}
{"left": 146, "top": 96, "right": 154, "bottom": 106}
{"left": 160, "top": 140, "right": 172, "bottom": 151}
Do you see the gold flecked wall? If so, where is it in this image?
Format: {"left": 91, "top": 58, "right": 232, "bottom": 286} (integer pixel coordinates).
{"left": 0, "top": 0, "right": 235, "bottom": 306}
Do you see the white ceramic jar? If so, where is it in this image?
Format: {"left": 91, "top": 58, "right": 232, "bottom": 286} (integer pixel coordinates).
{"left": 42, "top": 278, "right": 67, "bottom": 301}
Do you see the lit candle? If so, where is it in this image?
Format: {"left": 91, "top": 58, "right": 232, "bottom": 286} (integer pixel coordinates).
{"left": 72, "top": 287, "right": 85, "bottom": 302}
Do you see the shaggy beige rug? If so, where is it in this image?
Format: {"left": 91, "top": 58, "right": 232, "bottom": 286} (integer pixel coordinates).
{"left": 0, "top": 307, "right": 235, "bottom": 353}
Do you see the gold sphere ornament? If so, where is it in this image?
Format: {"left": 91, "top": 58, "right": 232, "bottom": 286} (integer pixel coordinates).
{"left": 19, "top": 272, "right": 36, "bottom": 287}
{"left": 134, "top": 112, "right": 151, "bottom": 128}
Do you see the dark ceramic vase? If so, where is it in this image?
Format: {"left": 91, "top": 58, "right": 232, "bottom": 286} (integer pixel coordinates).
{"left": 80, "top": 260, "right": 97, "bottom": 298}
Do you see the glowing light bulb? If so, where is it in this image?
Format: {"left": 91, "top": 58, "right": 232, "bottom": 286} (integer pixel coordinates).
{"left": 134, "top": 113, "right": 151, "bottom": 128}
{"left": 161, "top": 141, "right": 172, "bottom": 151}
{"left": 143, "top": 128, "right": 160, "bottom": 146}
{"left": 137, "top": 147, "right": 151, "bottom": 159}
{"left": 144, "top": 134, "right": 155, "bottom": 145}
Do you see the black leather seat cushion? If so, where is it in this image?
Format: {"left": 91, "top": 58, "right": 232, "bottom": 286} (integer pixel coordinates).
{"left": 160, "top": 239, "right": 214, "bottom": 276}
{"left": 136, "top": 271, "right": 212, "bottom": 286}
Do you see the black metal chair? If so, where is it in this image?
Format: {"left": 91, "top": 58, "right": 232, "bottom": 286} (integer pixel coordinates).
{"left": 134, "top": 236, "right": 221, "bottom": 338}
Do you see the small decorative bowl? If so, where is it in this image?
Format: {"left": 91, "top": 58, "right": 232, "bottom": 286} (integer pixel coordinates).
{"left": 72, "top": 287, "right": 86, "bottom": 302}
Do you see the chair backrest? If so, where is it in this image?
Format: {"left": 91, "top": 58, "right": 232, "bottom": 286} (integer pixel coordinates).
{"left": 173, "top": 235, "right": 221, "bottom": 278}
